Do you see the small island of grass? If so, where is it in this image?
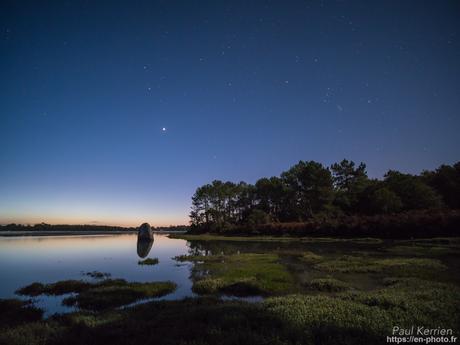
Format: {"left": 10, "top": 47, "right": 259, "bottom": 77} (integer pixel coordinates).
{"left": 138, "top": 258, "right": 159, "bottom": 266}
{"left": 16, "top": 278, "right": 177, "bottom": 311}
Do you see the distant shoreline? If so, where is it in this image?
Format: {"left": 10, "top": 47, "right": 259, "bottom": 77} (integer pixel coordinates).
{"left": 0, "top": 230, "right": 187, "bottom": 237}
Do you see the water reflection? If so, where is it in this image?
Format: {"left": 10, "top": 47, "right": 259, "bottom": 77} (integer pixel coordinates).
{"left": 0, "top": 233, "right": 194, "bottom": 316}
{"left": 137, "top": 237, "right": 154, "bottom": 258}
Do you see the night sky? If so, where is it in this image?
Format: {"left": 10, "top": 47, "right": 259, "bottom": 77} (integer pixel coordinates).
{"left": 1, "top": 1, "right": 459, "bottom": 226}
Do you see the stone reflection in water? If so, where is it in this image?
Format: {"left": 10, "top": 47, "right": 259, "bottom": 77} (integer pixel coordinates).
{"left": 137, "top": 223, "right": 154, "bottom": 258}
{"left": 137, "top": 237, "right": 154, "bottom": 258}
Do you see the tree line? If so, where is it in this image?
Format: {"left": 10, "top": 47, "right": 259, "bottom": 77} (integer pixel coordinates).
{"left": 190, "top": 160, "right": 460, "bottom": 231}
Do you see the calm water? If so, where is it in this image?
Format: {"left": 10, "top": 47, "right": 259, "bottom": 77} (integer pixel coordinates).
{"left": 0, "top": 233, "right": 194, "bottom": 315}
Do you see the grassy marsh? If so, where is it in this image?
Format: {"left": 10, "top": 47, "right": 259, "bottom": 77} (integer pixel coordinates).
{"left": 314, "top": 256, "right": 447, "bottom": 273}
{"left": 1, "top": 277, "right": 459, "bottom": 345}
{"left": 306, "top": 278, "right": 351, "bottom": 292}
{"left": 62, "top": 281, "right": 176, "bottom": 310}
{"left": 175, "top": 253, "right": 296, "bottom": 296}
{"left": 3, "top": 235, "right": 459, "bottom": 345}
{"left": 16, "top": 278, "right": 177, "bottom": 311}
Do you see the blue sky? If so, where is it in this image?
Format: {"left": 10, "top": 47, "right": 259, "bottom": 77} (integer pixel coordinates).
{"left": 1, "top": 1, "right": 459, "bottom": 226}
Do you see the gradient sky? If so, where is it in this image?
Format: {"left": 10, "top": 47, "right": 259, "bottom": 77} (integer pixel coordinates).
{"left": 1, "top": 1, "right": 459, "bottom": 226}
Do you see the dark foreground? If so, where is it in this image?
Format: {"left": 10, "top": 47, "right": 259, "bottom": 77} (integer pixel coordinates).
{"left": 2, "top": 278, "right": 459, "bottom": 345}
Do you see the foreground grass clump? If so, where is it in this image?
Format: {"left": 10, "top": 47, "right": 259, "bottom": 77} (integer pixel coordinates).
{"left": 62, "top": 281, "right": 176, "bottom": 310}
{"left": 192, "top": 276, "right": 269, "bottom": 296}
{"left": 138, "top": 258, "right": 159, "bottom": 265}
{"left": 299, "top": 251, "right": 323, "bottom": 263}
{"left": 0, "top": 298, "right": 286, "bottom": 345}
{"left": 16, "top": 280, "right": 92, "bottom": 296}
{"left": 83, "top": 271, "right": 111, "bottom": 279}
{"left": 16, "top": 279, "right": 129, "bottom": 297}
{"left": 306, "top": 278, "right": 350, "bottom": 292}
{"left": 264, "top": 278, "right": 460, "bottom": 344}
{"left": 192, "top": 278, "right": 225, "bottom": 294}
{"left": 177, "top": 253, "right": 296, "bottom": 296}
{"left": 0, "top": 299, "right": 43, "bottom": 328}
{"left": 386, "top": 245, "right": 459, "bottom": 256}
{"left": 314, "top": 255, "right": 446, "bottom": 273}
{"left": 15, "top": 278, "right": 177, "bottom": 311}
{"left": 339, "top": 277, "right": 460, "bottom": 328}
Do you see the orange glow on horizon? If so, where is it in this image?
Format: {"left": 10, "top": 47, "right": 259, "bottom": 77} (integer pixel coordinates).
{"left": 0, "top": 215, "right": 189, "bottom": 228}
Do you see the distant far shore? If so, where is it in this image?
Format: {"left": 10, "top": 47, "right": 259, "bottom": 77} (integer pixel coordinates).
{"left": 0, "top": 230, "right": 187, "bottom": 237}
{"left": 0, "top": 230, "right": 135, "bottom": 237}
{"left": 0, "top": 223, "right": 190, "bottom": 237}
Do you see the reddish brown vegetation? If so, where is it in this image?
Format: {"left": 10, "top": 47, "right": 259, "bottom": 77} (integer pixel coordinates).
{"left": 190, "top": 209, "right": 460, "bottom": 239}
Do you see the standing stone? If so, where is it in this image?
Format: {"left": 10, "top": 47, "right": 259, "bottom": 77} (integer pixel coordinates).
{"left": 138, "top": 222, "right": 153, "bottom": 240}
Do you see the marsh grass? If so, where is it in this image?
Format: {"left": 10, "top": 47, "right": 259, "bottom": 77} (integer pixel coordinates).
{"left": 16, "top": 280, "right": 92, "bottom": 296}
{"left": 314, "top": 255, "right": 446, "bottom": 274}
{"left": 15, "top": 278, "right": 176, "bottom": 311}
{"left": 0, "top": 299, "right": 43, "bottom": 328}
{"left": 62, "top": 281, "right": 176, "bottom": 311}
{"left": 299, "top": 251, "right": 323, "bottom": 263}
{"left": 16, "top": 279, "right": 127, "bottom": 297}
{"left": 2, "top": 278, "right": 458, "bottom": 345}
{"left": 386, "top": 245, "right": 459, "bottom": 256}
{"left": 15, "top": 282, "right": 47, "bottom": 297}
{"left": 306, "top": 278, "right": 350, "bottom": 292}
{"left": 3, "top": 236, "right": 459, "bottom": 345}
{"left": 177, "top": 253, "right": 296, "bottom": 296}
{"left": 191, "top": 278, "right": 225, "bottom": 294}
{"left": 138, "top": 258, "right": 159, "bottom": 265}
{"left": 264, "top": 278, "right": 460, "bottom": 344}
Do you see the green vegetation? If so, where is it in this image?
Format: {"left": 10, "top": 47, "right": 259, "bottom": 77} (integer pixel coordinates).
{"left": 16, "top": 280, "right": 92, "bottom": 296}
{"left": 299, "top": 251, "right": 323, "bottom": 263}
{"left": 4, "top": 235, "right": 459, "bottom": 344}
{"left": 176, "top": 253, "right": 296, "bottom": 296}
{"left": 1, "top": 277, "right": 459, "bottom": 345}
{"left": 188, "top": 160, "right": 460, "bottom": 238}
{"left": 192, "top": 278, "right": 226, "bottom": 294}
{"left": 264, "top": 278, "right": 460, "bottom": 344}
{"left": 63, "top": 281, "right": 176, "bottom": 310}
{"left": 314, "top": 256, "right": 446, "bottom": 273}
{"left": 16, "top": 279, "right": 139, "bottom": 297}
{"left": 0, "top": 299, "right": 43, "bottom": 328}
{"left": 16, "top": 278, "right": 177, "bottom": 311}
{"left": 306, "top": 278, "right": 350, "bottom": 292}
{"left": 138, "top": 258, "right": 159, "bottom": 265}
{"left": 386, "top": 244, "right": 459, "bottom": 256}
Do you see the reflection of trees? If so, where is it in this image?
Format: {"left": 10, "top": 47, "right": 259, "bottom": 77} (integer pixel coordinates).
{"left": 185, "top": 240, "right": 317, "bottom": 256}
{"left": 185, "top": 239, "right": 383, "bottom": 259}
